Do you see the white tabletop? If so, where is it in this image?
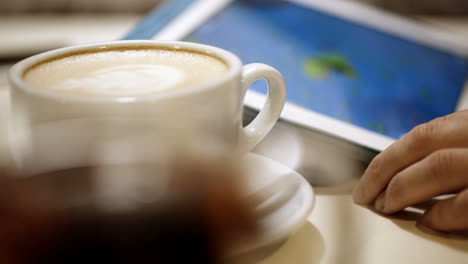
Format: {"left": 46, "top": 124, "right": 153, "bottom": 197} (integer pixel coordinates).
{"left": 259, "top": 181, "right": 468, "bottom": 264}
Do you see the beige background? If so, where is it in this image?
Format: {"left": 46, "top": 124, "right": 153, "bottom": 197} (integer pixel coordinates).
{"left": 0, "top": 0, "right": 161, "bottom": 12}
{"left": 1, "top": 0, "right": 467, "bottom": 14}
{"left": 363, "top": 0, "right": 468, "bottom": 14}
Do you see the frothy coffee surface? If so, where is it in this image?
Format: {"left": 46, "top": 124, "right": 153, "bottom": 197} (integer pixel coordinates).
{"left": 24, "top": 49, "right": 228, "bottom": 97}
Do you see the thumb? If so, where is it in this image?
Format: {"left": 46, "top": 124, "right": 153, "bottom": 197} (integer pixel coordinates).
{"left": 422, "top": 188, "right": 468, "bottom": 232}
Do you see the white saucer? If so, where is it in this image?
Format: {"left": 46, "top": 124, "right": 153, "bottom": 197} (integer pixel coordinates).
{"left": 233, "top": 153, "right": 315, "bottom": 256}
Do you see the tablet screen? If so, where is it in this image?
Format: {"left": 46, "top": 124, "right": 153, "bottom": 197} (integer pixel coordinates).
{"left": 185, "top": 0, "right": 468, "bottom": 139}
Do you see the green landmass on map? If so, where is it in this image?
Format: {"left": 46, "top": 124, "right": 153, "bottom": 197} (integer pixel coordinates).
{"left": 335, "top": 113, "right": 351, "bottom": 122}
{"left": 419, "top": 86, "right": 432, "bottom": 102}
{"left": 305, "top": 53, "right": 357, "bottom": 79}
{"left": 368, "top": 123, "right": 387, "bottom": 133}
{"left": 350, "top": 87, "right": 360, "bottom": 96}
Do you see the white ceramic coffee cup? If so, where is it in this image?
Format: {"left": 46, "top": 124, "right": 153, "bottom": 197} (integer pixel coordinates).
{"left": 7, "top": 40, "right": 286, "bottom": 173}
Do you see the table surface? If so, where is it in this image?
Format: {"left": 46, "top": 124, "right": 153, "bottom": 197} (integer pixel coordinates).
{"left": 0, "top": 12, "right": 467, "bottom": 264}
{"left": 260, "top": 181, "right": 468, "bottom": 264}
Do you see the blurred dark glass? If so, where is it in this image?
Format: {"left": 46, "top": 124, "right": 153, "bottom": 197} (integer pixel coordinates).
{"left": 0, "top": 159, "right": 257, "bottom": 264}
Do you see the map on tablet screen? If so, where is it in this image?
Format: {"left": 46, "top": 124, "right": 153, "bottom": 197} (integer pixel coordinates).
{"left": 184, "top": 0, "right": 468, "bottom": 139}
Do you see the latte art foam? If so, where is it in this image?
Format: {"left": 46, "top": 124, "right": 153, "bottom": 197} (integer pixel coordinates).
{"left": 51, "top": 64, "right": 184, "bottom": 96}
{"left": 24, "top": 49, "right": 228, "bottom": 97}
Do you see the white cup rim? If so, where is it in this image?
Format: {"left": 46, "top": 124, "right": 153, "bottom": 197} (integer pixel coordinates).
{"left": 8, "top": 40, "right": 243, "bottom": 103}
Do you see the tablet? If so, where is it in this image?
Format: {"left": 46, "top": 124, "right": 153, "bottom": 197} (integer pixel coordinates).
{"left": 124, "top": 0, "right": 468, "bottom": 152}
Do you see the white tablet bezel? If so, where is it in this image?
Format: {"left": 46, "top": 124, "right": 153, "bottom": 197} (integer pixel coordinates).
{"left": 151, "top": 0, "right": 468, "bottom": 152}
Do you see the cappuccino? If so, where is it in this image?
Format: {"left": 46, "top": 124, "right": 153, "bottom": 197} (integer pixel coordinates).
{"left": 10, "top": 41, "right": 286, "bottom": 158}
{"left": 24, "top": 48, "right": 228, "bottom": 97}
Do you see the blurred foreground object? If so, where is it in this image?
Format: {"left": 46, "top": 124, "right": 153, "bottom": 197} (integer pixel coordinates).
{"left": 0, "top": 157, "right": 257, "bottom": 264}
{"left": 363, "top": 0, "right": 468, "bottom": 15}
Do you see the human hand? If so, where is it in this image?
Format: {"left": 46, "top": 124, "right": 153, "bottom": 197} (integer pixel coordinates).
{"left": 353, "top": 110, "right": 468, "bottom": 231}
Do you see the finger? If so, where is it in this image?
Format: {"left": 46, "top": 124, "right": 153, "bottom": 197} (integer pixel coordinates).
{"left": 422, "top": 188, "right": 468, "bottom": 231}
{"left": 353, "top": 110, "right": 468, "bottom": 204}
{"left": 374, "top": 148, "right": 468, "bottom": 214}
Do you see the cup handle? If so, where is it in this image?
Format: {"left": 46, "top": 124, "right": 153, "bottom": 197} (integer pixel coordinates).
{"left": 238, "top": 63, "right": 287, "bottom": 154}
